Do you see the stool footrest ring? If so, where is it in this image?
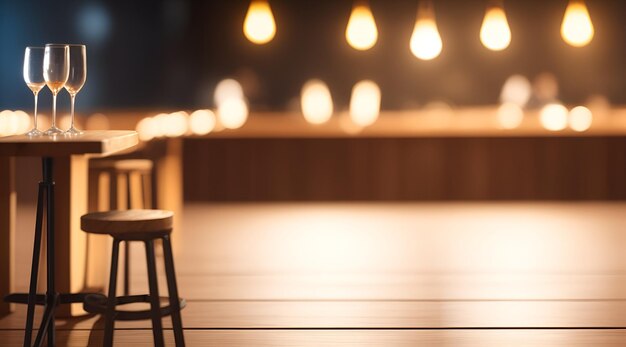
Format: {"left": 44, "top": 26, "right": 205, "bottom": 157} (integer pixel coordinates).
{"left": 83, "top": 293, "right": 186, "bottom": 321}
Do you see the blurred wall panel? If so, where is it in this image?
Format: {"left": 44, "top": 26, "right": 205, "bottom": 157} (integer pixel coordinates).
{"left": 183, "top": 137, "right": 626, "bottom": 201}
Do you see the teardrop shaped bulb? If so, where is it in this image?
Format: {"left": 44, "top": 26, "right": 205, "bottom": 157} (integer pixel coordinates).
{"left": 243, "top": 0, "right": 276, "bottom": 44}
{"left": 345, "top": 4, "right": 378, "bottom": 50}
{"left": 480, "top": 5, "right": 511, "bottom": 51}
{"left": 561, "top": 0, "right": 594, "bottom": 47}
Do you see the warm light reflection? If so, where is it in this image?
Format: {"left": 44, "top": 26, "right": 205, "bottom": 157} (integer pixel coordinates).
{"left": 189, "top": 109, "right": 217, "bottom": 135}
{"left": 345, "top": 3, "right": 378, "bottom": 51}
{"left": 561, "top": 0, "right": 594, "bottom": 47}
{"left": 0, "top": 111, "right": 13, "bottom": 136}
{"left": 59, "top": 114, "right": 72, "bottom": 130}
{"left": 533, "top": 72, "right": 559, "bottom": 103}
{"left": 568, "top": 106, "right": 592, "bottom": 132}
{"left": 540, "top": 103, "right": 568, "bottom": 131}
{"left": 153, "top": 113, "right": 169, "bottom": 137}
{"left": 0, "top": 110, "right": 32, "bottom": 136}
{"left": 136, "top": 117, "right": 158, "bottom": 141}
{"left": 217, "top": 98, "right": 249, "bottom": 129}
{"left": 421, "top": 101, "right": 453, "bottom": 128}
{"left": 13, "top": 110, "right": 32, "bottom": 134}
{"left": 243, "top": 0, "right": 276, "bottom": 44}
{"left": 301, "top": 79, "right": 333, "bottom": 124}
{"left": 497, "top": 102, "right": 524, "bottom": 129}
{"left": 500, "top": 75, "right": 531, "bottom": 107}
{"left": 164, "top": 111, "right": 189, "bottom": 137}
{"left": 480, "top": 4, "right": 511, "bottom": 51}
{"left": 349, "top": 80, "right": 381, "bottom": 127}
{"left": 85, "top": 113, "right": 110, "bottom": 130}
{"left": 214, "top": 79, "right": 244, "bottom": 107}
{"left": 409, "top": 2, "right": 442, "bottom": 60}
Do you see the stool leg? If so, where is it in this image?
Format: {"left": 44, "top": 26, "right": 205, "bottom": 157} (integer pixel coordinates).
{"left": 124, "top": 173, "right": 132, "bottom": 296}
{"left": 104, "top": 239, "right": 121, "bottom": 347}
{"left": 145, "top": 240, "right": 164, "bottom": 347}
{"left": 162, "top": 235, "right": 185, "bottom": 346}
{"left": 123, "top": 241, "right": 130, "bottom": 296}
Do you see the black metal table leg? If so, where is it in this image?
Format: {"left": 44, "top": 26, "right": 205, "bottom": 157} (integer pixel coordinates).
{"left": 23, "top": 180, "right": 45, "bottom": 347}
{"left": 45, "top": 156, "right": 56, "bottom": 347}
{"left": 6, "top": 157, "right": 61, "bottom": 347}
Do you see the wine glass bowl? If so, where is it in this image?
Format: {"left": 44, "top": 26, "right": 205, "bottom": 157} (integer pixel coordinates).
{"left": 23, "top": 47, "right": 45, "bottom": 136}
{"left": 43, "top": 44, "right": 69, "bottom": 136}
{"left": 64, "top": 45, "right": 86, "bottom": 135}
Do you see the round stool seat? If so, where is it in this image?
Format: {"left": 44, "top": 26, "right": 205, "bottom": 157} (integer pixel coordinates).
{"left": 90, "top": 159, "right": 153, "bottom": 174}
{"left": 81, "top": 209, "right": 173, "bottom": 240}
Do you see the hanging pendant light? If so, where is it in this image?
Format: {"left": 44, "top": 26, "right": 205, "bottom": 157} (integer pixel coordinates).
{"left": 561, "top": 0, "right": 594, "bottom": 47}
{"left": 243, "top": 0, "right": 277, "bottom": 44}
{"left": 345, "top": 0, "right": 378, "bottom": 50}
{"left": 410, "top": 0, "right": 443, "bottom": 60}
{"left": 480, "top": 0, "right": 511, "bottom": 51}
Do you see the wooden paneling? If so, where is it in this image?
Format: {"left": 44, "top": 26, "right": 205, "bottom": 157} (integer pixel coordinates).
{"left": 183, "top": 137, "right": 626, "bottom": 201}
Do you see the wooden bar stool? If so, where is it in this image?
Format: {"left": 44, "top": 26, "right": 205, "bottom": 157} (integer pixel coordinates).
{"left": 89, "top": 159, "right": 154, "bottom": 296}
{"left": 81, "top": 210, "right": 185, "bottom": 347}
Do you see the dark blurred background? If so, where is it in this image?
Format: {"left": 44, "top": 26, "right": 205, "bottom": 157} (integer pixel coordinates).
{"left": 0, "top": 0, "right": 623, "bottom": 112}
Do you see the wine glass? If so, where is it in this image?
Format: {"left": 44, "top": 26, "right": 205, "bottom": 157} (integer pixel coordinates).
{"left": 23, "top": 47, "right": 45, "bottom": 136}
{"left": 43, "top": 44, "right": 69, "bottom": 136}
{"left": 64, "top": 45, "right": 86, "bottom": 135}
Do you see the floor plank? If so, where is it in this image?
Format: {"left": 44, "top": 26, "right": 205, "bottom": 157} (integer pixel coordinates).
{"left": 1, "top": 329, "right": 626, "bottom": 347}
{"left": 4, "top": 202, "right": 626, "bottom": 345}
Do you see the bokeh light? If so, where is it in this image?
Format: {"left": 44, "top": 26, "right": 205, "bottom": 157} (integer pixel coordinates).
{"left": 540, "top": 103, "right": 568, "bottom": 131}
{"left": 189, "top": 109, "right": 216, "bottom": 135}
{"left": 480, "top": 5, "right": 511, "bottom": 51}
{"left": 568, "top": 106, "right": 592, "bottom": 132}
{"left": 497, "top": 102, "right": 524, "bottom": 129}
{"left": 217, "top": 98, "right": 249, "bottom": 129}
{"left": 349, "top": 80, "right": 381, "bottom": 127}
{"left": 243, "top": 0, "right": 276, "bottom": 44}
{"left": 345, "top": 4, "right": 378, "bottom": 50}
{"left": 301, "top": 79, "right": 333, "bottom": 125}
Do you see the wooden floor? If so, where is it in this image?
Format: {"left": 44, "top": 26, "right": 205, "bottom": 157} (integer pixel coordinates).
{"left": 2, "top": 202, "right": 626, "bottom": 345}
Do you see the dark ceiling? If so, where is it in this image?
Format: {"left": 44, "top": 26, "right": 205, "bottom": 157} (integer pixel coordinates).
{"left": 0, "top": 0, "right": 623, "bottom": 112}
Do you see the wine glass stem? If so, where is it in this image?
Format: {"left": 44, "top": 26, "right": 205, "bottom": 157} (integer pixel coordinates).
{"left": 70, "top": 94, "right": 76, "bottom": 129}
{"left": 52, "top": 92, "right": 57, "bottom": 128}
{"left": 33, "top": 92, "right": 38, "bottom": 129}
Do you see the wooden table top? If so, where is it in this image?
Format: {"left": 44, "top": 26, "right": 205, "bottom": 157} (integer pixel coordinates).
{"left": 0, "top": 130, "right": 138, "bottom": 157}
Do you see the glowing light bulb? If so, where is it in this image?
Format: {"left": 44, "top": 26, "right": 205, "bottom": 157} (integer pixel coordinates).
{"left": 539, "top": 103, "right": 568, "bottom": 131}
{"left": 410, "top": 2, "right": 442, "bottom": 60}
{"left": 480, "top": 4, "right": 511, "bottom": 51}
{"left": 349, "top": 80, "right": 381, "bottom": 127}
{"left": 496, "top": 102, "right": 523, "bottom": 129}
{"left": 568, "top": 106, "right": 592, "bottom": 132}
{"left": 301, "top": 79, "right": 333, "bottom": 124}
{"left": 345, "top": 3, "right": 378, "bottom": 51}
{"left": 152, "top": 113, "right": 169, "bottom": 138}
{"left": 136, "top": 117, "right": 158, "bottom": 141}
{"left": 163, "top": 111, "right": 189, "bottom": 137}
{"left": 13, "top": 110, "right": 32, "bottom": 134}
{"left": 0, "top": 110, "right": 12, "bottom": 136}
{"left": 500, "top": 75, "right": 531, "bottom": 107}
{"left": 243, "top": 0, "right": 276, "bottom": 44}
{"left": 217, "top": 98, "right": 249, "bottom": 129}
{"left": 214, "top": 79, "right": 244, "bottom": 107}
{"left": 561, "top": 0, "right": 594, "bottom": 47}
{"left": 189, "top": 109, "right": 216, "bottom": 135}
